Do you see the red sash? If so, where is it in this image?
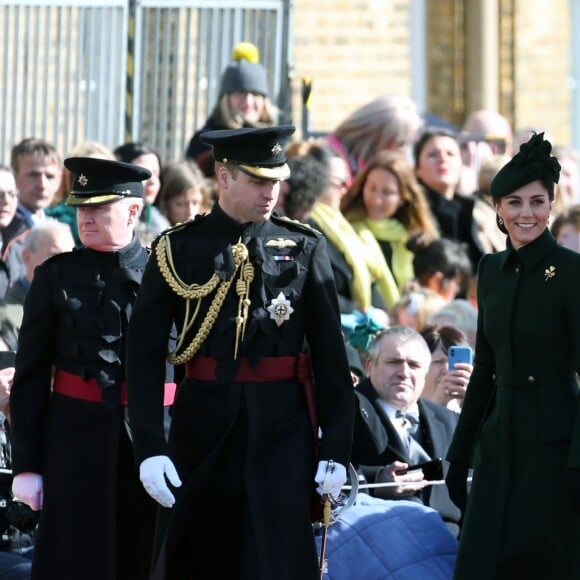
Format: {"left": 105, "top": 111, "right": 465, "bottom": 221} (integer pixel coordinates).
{"left": 185, "top": 354, "right": 318, "bottom": 438}
{"left": 53, "top": 369, "right": 176, "bottom": 406}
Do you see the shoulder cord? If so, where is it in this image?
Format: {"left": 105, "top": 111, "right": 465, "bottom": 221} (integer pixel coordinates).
{"left": 155, "top": 234, "right": 254, "bottom": 364}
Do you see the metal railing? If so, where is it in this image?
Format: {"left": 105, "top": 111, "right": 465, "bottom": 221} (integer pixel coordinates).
{"left": 0, "top": 0, "right": 290, "bottom": 164}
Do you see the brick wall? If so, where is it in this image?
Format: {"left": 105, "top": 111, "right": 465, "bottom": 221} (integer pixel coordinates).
{"left": 291, "top": 0, "right": 573, "bottom": 146}
{"left": 424, "top": 0, "right": 464, "bottom": 127}
{"left": 510, "top": 0, "right": 571, "bottom": 144}
{"left": 291, "top": 0, "right": 414, "bottom": 137}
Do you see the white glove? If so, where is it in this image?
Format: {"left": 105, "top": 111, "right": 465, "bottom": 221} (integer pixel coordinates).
{"left": 139, "top": 455, "right": 182, "bottom": 508}
{"left": 12, "top": 472, "right": 43, "bottom": 511}
{"left": 314, "top": 460, "right": 346, "bottom": 500}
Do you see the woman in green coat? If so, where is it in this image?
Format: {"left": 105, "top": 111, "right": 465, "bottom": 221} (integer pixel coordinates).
{"left": 445, "top": 132, "right": 580, "bottom": 579}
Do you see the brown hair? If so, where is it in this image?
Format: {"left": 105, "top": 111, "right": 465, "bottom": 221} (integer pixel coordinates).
{"left": 211, "top": 93, "right": 278, "bottom": 130}
{"left": 341, "top": 150, "right": 439, "bottom": 241}
{"left": 158, "top": 160, "right": 213, "bottom": 219}
{"left": 11, "top": 137, "right": 61, "bottom": 175}
{"left": 551, "top": 204, "right": 580, "bottom": 238}
{"left": 420, "top": 323, "right": 469, "bottom": 355}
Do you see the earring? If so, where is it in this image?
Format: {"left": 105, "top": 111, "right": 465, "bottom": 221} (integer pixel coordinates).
{"left": 498, "top": 216, "right": 504, "bottom": 226}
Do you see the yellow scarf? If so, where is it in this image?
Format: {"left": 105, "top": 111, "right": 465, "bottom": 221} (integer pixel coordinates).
{"left": 310, "top": 203, "right": 399, "bottom": 310}
{"left": 355, "top": 218, "right": 415, "bottom": 291}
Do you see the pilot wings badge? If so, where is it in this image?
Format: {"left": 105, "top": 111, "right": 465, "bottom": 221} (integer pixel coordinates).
{"left": 267, "top": 292, "right": 294, "bottom": 327}
{"left": 265, "top": 238, "right": 297, "bottom": 248}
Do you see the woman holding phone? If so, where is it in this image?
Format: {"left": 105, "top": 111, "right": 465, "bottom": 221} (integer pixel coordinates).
{"left": 445, "top": 132, "right": 580, "bottom": 579}
{"left": 420, "top": 324, "right": 473, "bottom": 413}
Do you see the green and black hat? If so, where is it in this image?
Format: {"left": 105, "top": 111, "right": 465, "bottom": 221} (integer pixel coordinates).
{"left": 489, "top": 132, "right": 560, "bottom": 200}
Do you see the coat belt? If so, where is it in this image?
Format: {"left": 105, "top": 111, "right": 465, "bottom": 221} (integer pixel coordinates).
{"left": 53, "top": 369, "right": 176, "bottom": 406}
{"left": 184, "top": 354, "right": 308, "bottom": 381}
{"left": 185, "top": 354, "right": 318, "bottom": 438}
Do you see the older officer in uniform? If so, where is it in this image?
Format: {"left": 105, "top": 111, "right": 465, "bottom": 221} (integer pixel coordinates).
{"left": 9, "top": 157, "right": 176, "bottom": 580}
{"left": 126, "top": 126, "right": 354, "bottom": 580}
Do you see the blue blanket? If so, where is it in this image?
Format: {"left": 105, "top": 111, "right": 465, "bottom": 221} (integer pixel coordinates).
{"left": 315, "top": 495, "right": 457, "bottom": 579}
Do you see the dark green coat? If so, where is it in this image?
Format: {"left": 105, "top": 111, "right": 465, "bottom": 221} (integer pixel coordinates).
{"left": 447, "top": 229, "right": 580, "bottom": 579}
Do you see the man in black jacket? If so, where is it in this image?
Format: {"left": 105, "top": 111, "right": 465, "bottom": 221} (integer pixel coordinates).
{"left": 352, "top": 325, "right": 462, "bottom": 537}
{"left": 127, "top": 126, "right": 355, "bottom": 580}
{"left": 9, "top": 157, "right": 175, "bottom": 580}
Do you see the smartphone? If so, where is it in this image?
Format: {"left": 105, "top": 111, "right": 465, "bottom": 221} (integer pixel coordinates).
{"left": 396, "top": 458, "right": 443, "bottom": 481}
{"left": 0, "top": 351, "right": 15, "bottom": 370}
{"left": 448, "top": 345, "right": 473, "bottom": 370}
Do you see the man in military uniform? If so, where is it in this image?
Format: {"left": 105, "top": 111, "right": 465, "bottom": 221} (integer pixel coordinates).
{"left": 9, "top": 157, "right": 176, "bottom": 580}
{"left": 126, "top": 126, "right": 354, "bottom": 579}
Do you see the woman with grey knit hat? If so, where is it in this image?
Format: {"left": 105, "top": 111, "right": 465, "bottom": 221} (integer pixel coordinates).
{"left": 185, "top": 42, "right": 280, "bottom": 177}
{"left": 445, "top": 132, "right": 580, "bottom": 579}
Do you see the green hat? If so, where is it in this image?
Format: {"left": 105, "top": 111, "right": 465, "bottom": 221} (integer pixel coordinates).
{"left": 65, "top": 157, "right": 151, "bottom": 207}
{"left": 489, "top": 132, "right": 560, "bottom": 199}
{"left": 200, "top": 125, "right": 295, "bottom": 180}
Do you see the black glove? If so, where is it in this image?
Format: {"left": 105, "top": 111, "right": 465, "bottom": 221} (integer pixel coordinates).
{"left": 566, "top": 467, "right": 580, "bottom": 514}
{"left": 445, "top": 461, "right": 469, "bottom": 511}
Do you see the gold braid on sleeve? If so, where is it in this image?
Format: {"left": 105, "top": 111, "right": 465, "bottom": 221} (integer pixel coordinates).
{"left": 155, "top": 234, "right": 254, "bottom": 365}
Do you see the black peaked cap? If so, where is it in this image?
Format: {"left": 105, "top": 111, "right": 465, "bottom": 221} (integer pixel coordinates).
{"left": 65, "top": 156, "right": 152, "bottom": 207}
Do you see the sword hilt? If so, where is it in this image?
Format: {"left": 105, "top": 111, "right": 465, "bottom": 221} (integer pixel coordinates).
{"left": 321, "top": 460, "right": 335, "bottom": 527}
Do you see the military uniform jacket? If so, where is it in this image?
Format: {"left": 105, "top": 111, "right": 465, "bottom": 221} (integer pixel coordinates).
{"left": 352, "top": 379, "right": 462, "bottom": 536}
{"left": 447, "top": 229, "right": 580, "bottom": 579}
{"left": 126, "top": 203, "right": 355, "bottom": 580}
{"left": 9, "top": 236, "right": 162, "bottom": 580}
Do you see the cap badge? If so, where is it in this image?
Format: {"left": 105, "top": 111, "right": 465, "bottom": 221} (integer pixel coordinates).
{"left": 267, "top": 291, "right": 294, "bottom": 327}
{"left": 78, "top": 173, "right": 88, "bottom": 187}
{"left": 544, "top": 265, "right": 556, "bottom": 281}
{"left": 271, "top": 142, "right": 283, "bottom": 156}
{"left": 265, "top": 238, "right": 297, "bottom": 248}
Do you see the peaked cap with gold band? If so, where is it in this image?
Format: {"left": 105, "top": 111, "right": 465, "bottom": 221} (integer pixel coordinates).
{"left": 200, "top": 125, "right": 295, "bottom": 180}
{"left": 64, "top": 156, "right": 152, "bottom": 207}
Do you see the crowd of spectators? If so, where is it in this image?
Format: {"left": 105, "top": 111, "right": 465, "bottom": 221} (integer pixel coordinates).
{"left": 0, "top": 41, "right": 578, "bottom": 579}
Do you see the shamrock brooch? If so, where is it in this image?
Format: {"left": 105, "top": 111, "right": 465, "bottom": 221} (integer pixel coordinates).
{"left": 544, "top": 265, "right": 556, "bottom": 281}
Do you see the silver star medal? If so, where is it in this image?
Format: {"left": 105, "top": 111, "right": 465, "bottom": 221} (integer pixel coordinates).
{"left": 267, "top": 292, "right": 294, "bottom": 327}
